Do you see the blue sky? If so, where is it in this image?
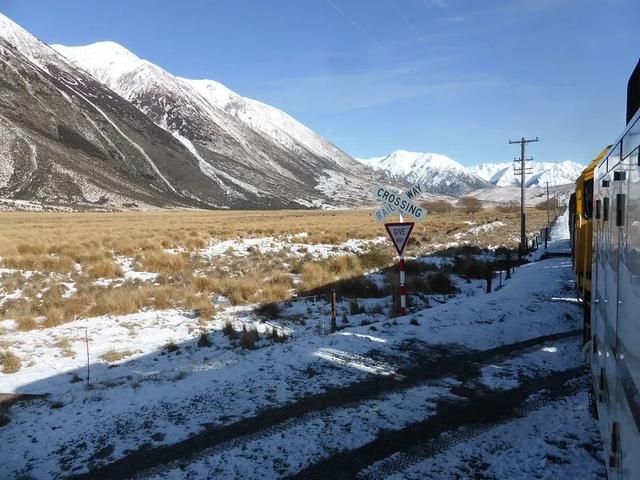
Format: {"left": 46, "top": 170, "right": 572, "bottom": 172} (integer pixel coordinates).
{"left": 3, "top": 0, "right": 639, "bottom": 165}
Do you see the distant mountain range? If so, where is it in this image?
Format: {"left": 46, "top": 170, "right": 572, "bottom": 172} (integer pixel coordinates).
{"left": 357, "top": 150, "right": 585, "bottom": 195}
{"left": 0, "top": 14, "right": 387, "bottom": 210}
{"left": 470, "top": 160, "right": 586, "bottom": 188}
{"left": 0, "top": 13, "right": 586, "bottom": 210}
{"left": 356, "top": 150, "right": 491, "bottom": 195}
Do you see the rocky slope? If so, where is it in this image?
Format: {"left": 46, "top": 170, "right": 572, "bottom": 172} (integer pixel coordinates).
{"left": 0, "top": 14, "right": 386, "bottom": 210}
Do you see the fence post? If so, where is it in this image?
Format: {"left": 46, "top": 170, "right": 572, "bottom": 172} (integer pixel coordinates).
{"left": 330, "top": 289, "right": 337, "bottom": 332}
{"left": 506, "top": 252, "right": 512, "bottom": 279}
{"left": 486, "top": 269, "right": 492, "bottom": 293}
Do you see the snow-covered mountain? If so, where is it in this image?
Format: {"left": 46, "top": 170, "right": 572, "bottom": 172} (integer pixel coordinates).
{"left": 357, "top": 149, "right": 585, "bottom": 196}
{"left": 470, "top": 161, "right": 585, "bottom": 187}
{"left": 0, "top": 13, "right": 386, "bottom": 210}
{"left": 51, "top": 40, "right": 384, "bottom": 208}
{"left": 356, "top": 150, "right": 491, "bottom": 195}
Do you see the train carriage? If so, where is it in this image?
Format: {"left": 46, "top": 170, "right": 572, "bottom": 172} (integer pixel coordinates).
{"left": 580, "top": 58, "right": 640, "bottom": 479}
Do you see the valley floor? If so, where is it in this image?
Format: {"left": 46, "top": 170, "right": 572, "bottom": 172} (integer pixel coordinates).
{"left": 0, "top": 210, "right": 606, "bottom": 479}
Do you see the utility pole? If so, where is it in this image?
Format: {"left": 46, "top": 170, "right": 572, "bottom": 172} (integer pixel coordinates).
{"left": 546, "top": 181, "right": 550, "bottom": 248}
{"left": 509, "top": 136, "right": 538, "bottom": 257}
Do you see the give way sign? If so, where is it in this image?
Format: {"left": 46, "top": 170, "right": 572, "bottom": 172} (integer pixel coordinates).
{"left": 384, "top": 222, "right": 415, "bottom": 256}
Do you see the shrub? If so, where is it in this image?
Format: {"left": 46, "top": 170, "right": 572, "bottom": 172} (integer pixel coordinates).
{"left": 222, "top": 320, "right": 238, "bottom": 339}
{"left": 451, "top": 256, "right": 491, "bottom": 279}
{"left": 423, "top": 200, "right": 454, "bottom": 214}
{"left": 349, "top": 299, "right": 362, "bottom": 315}
{"left": 427, "top": 271, "right": 458, "bottom": 295}
{"left": 256, "top": 302, "right": 280, "bottom": 320}
{"left": 458, "top": 197, "right": 483, "bottom": 213}
{"left": 407, "top": 276, "right": 430, "bottom": 294}
{"left": 164, "top": 340, "right": 179, "bottom": 353}
{"left": 334, "top": 277, "right": 381, "bottom": 297}
{"left": 1, "top": 349, "right": 22, "bottom": 374}
{"left": 497, "top": 201, "right": 520, "bottom": 213}
{"left": 240, "top": 326, "right": 260, "bottom": 349}
{"left": 197, "top": 331, "right": 211, "bottom": 348}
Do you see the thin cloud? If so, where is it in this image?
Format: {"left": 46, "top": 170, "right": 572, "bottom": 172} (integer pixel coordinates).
{"left": 265, "top": 66, "right": 501, "bottom": 113}
{"left": 388, "top": 0, "right": 428, "bottom": 47}
{"left": 324, "top": 0, "right": 384, "bottom": 49}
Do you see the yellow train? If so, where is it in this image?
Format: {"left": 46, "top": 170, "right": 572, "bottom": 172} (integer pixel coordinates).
{"left": 570, "top": 58, "right": 640, "bottom": 480}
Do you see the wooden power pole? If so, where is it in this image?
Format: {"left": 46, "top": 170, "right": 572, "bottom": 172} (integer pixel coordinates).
{"left": 509, "top": 136, "right": 538, "bottom": 256}
{"left": 546, "top": 181, "right": 550, "bottom": 248}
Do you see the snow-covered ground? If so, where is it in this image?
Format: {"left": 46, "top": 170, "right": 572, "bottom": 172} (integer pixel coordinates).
{"left": 0, "top": 209, "right": 605, "bottom": 479}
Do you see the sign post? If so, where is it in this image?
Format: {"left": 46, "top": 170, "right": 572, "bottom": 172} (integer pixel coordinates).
{"left": 384, "top": 222, "right": 415, "bottom": 315}
{"left": 373, "top": 183, "right": 427, "bottom": 316}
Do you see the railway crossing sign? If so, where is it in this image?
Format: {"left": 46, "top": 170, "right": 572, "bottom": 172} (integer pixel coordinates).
{"left": 372, "top": 184, "right": 427, "bottom": 223}
{"left": 384, "top": 222, "right": 415, "bottom": 256}
{"left": 373, "top": 183, "right": 427, "bottom": 316}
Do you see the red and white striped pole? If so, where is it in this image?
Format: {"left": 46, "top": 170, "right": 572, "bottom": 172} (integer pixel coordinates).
{"left": 399, "top": 254, "right": 406, "bottom": 315}
{"left": 398, "top": 210, "right": 406, "bottom": 315}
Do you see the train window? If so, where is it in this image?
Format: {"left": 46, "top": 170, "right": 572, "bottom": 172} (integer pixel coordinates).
{"left": 595, "top": 199, "right": 601, "bottom": 219}
{"left": 616, "top": 194, "right": 626, "bottom": 227}
{"left": 583, "top": 179, "right": 594, "bottom": 219}
{"left": 603, "top": 197, "right": 610, "bottom": 221}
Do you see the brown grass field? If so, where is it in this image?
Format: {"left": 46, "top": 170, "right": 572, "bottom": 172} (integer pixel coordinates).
{"left": 0, "top": 207, "right": 554, "bottom": 333}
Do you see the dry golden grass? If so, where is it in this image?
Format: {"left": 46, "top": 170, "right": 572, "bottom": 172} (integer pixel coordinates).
{"left": 0, "top": 207, "right": 556, "bottom": 330}
{"left": 135, "top": 251, "right": 190, "bottom": 274}
{"left": 1, "top": 349, "right": 21, "bottom": 373}
{"left": 100, "top": 349, "right": 134, "bottom": 363}
{"left": 86, "top": 259, "right": 124, "bottom": 279}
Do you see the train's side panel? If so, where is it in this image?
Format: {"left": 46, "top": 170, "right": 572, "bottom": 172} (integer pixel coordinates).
{"left": 616, "top": 141, "right": 640, "bottom": 479}
{"left": 591, "top": 112, "right": 640, "bottom": 479}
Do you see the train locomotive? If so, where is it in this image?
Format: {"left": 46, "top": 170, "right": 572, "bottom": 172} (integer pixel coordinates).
{"left": 571, "top": 59, "right": 640, "bottom": 479}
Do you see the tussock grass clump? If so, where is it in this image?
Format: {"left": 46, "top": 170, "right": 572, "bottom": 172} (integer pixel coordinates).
{"left": 186, "top": 294, "right": 215, "bottom": 320}
{"left": 54, "top": 336, "right": 74, "bottom": 357}
{"left": 240, "top": 326, "right": 260, "bottom": 349}
{"left": 300, "top": 262, "right": 333, "bottom": 291}
{"left": 357, "top": 247, "right": 394, "bottom": 270}
{"left": 193, "top": 275, "right": 222, "bottom": 294}
{"left": 255, "top": 284, "right": 290, "bottom": 304}
{"left": 136, "top": 251, "right": 189, "bottom": 274}
{"left": 225, "top": 277, "right": 261, "bottom": 306}
{"left": 100, "top": 349, "right": 134, "bottom": 363}
{"left": 43, "top": 306, "right": 65, "bottom": 328}
{"left": 2, "top": 254, "right": 75, "bottom": 273}
{"left": 1, "top": 349, "right": 22, "bottom": 373}
{"left": 197, "top": 331, "right": 211, "bottom": 348}
{"left": 86, "top": 259, "right": 124, "bottom": 279}
{"left": 222, "top": 320, "right": 238, "bottom": 338}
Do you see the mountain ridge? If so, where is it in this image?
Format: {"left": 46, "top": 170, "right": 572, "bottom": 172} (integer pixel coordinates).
{"left": 357, "top": 150, "right": 585, "bottom": 194}
{"left": 0, "top": 14, "right": 389, "bottom": 210}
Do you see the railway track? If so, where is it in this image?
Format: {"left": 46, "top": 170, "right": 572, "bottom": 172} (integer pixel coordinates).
{"left": 290, "top": 368, "right": 586, "bottom": 479}
{"left": 66, "top": 328, "right": 582, "bottom": 480}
